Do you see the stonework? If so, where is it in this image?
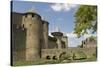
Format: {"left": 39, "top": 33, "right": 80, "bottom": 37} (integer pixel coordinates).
{"left": 22, "top": 12, "right": 42, "bottom": 61}
{"left": 12, "top": 10, "right": 97, "bottom": 63}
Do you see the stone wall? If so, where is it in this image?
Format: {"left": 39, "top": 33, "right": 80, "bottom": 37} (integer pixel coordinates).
{"left": 12, "top": 12, "right": 27, "bottom": 62}
{"left": 48, "top": 36, "right": 58, "bottom": 49}
{"left": 12, "top": 12, "right": 49, "bottom": 61}
{"left": 62, "top": 36, "right": 68, "bottom": 48}
{"left": 41, "top": 47, "right": 97, "bottom": 60}
{"left": 12, "top": 12, "right": 23, "bottom": 26}
{"left": 48, "top": 36, "right": 67, "bottom": 49}
{"left": 42, "top": 20, "right": 49, "bottom": 48}
{"left": 12, "top": 25, "right": 26, "bottom": 61}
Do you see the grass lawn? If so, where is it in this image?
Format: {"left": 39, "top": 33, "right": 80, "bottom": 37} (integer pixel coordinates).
{"left": 13, "top": 57, "right": 97, "bottom": 66}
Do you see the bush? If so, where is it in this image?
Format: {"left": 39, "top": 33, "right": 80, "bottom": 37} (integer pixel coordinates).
{"left": 73, "top": 51, "right": 87, "bottom": 60}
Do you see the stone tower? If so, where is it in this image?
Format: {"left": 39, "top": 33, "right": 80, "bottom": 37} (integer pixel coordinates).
{"left": 22, "top": 9, "right": 42, "bottom": 61}
{"left": 42, "top": 20, "right": 49, "bottom": 48}
{"left": 51, "top": 27, "right": 63, "bottom": 49}
{"left": 62, "top": 36, "right": 68, "bottom": 48}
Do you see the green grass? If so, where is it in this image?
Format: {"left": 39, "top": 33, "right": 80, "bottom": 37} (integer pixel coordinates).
{"left": 13, "top": 59, "right": 61, "bottom": 66}
{"left": 13, "top": 57, "right": 97, "bottom": 66}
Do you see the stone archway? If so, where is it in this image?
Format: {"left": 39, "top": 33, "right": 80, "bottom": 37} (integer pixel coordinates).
{"left": 46, "top": 55, "right": 51, "bottom": 60}
{"left": 59, "top": 52, "right": 67, "bottom": 60}
{"left": 52, "top": 56, "right": 57, "bottom": 60}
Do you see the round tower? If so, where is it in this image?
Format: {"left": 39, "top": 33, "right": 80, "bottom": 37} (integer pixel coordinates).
{"left": 22, "top": 9, "right": 42, "bottom": 61}
{"left": 51, "top": 27, "right": 63, "bottom": 49}
{"left": 42, "top": 20, "right": 49, "bottom": 49}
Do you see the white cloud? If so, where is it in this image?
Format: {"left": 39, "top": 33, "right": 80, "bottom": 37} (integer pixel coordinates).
{"left": 66, "top": 33, "right": 77, "bottom": 38}
{"left": 83, "top": 34, "right": 97, "bottom": 39}
{"left": 63, "top": 32, "right": 77, "bottom": 38}
{"left": 64, "top": 32, "right": 97, "bottom": 47}
{"left": 50, "top": 3, "right": 77, "bottom": 12}
{"left": 64, "top": 32, "right": 96, "bottom": 38}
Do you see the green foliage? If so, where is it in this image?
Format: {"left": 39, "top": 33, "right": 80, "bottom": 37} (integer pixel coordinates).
{"left": 74, "top": 5, "right": 97, "bottom": 37}
{"left": 73, "top": 51, "right": 87, "bottom": 60}
{"left": 13, "top": 59, "right": 61, "bottom": 66}
{"left": 89, "top": 36, "right": 97, "bottom": 41}
{"left": 59, "top": 52, "right": 72, "bottom": 61}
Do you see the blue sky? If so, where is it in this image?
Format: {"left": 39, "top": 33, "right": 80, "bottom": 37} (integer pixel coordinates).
{"left": 12, "top": 1, "right": 77, "bottom": 32}
{"left": 12, "top": 1, "right": 96, "bottom": 47}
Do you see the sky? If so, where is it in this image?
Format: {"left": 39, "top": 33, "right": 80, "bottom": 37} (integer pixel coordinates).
{"left": 12, "top": 1, "right": 96, "bottom": 47}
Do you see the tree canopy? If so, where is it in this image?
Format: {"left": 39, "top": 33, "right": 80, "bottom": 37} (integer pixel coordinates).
{"left": 74, "top": 5, "right": 97, "bottom": 37}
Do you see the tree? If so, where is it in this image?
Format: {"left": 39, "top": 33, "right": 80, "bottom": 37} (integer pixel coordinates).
{"left": 89, "top": 36, "right": 97, "bottom": 41}
{"left": 74, "top": 5, "right": 97, "bottom": 37}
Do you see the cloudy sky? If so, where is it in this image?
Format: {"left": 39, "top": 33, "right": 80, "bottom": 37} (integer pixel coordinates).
{"left": 12, "top": 1, "right": 96, "bottom": 47}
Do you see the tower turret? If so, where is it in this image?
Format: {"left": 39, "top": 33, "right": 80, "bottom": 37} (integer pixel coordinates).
{"left": 22, "top": 9, "right": 42, "bottom": 61}
{"left": 42, "top": 20, "right": 49, "bottom": 49}
{"left": 51, "top": 27, "right": 63, "bottom": 49}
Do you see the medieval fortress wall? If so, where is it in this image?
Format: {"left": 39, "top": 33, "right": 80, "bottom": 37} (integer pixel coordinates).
{"left": 12, "top": 11, "right": 97, "bottom": 62}
{"left": 41, "top": 48, "right": 96, "bottom": 60}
